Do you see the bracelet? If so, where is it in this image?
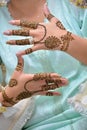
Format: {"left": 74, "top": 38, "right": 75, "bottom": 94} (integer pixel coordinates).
{"left": 0, "top": 103, "right": 6, "bottom": 113}
{"left": 0, "top": 84, "right": 6, "bottom": 113}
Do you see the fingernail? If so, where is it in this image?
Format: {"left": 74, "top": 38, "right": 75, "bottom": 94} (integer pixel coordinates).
{"left": 3, "top": 30, "right": 11, "bottom": 35}
{"left": 6, "top": 40, "right": 15, "bottom": 45}
{"left": 9, "top": 20, "right": 15, "bottom": 24}
{"left": 62, "top": 79, "right": 68, "bottom": 85}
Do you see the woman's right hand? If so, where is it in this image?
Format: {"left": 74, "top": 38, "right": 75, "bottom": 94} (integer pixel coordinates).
{"left": 4, "top": 4, "right": 74, "bottom": 56}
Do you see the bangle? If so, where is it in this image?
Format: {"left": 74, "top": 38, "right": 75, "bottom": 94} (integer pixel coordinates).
{"left": 0, "top": 103, "right": 6, "bottom": 113}
{"left": 0, "top": 84, "right": 6, "bottom": 113}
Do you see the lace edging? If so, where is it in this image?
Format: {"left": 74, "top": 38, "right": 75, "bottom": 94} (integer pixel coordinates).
{"left": 11, "top": 97, "right": 35, "bottom": 130}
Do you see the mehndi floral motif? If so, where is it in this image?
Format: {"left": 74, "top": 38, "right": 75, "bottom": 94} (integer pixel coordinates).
{"left": 44, "top": 31, "right": 74, "bottom": 51}
{"left": 44, "top": 36, "right": 62, "bottom": 49}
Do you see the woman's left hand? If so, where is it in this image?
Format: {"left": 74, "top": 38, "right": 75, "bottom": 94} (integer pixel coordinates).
{"left": 4, "top": 4, "right": 74, "bottom": 55}
{"left": 0, "top": 55, "right": 68, "bottom": 107}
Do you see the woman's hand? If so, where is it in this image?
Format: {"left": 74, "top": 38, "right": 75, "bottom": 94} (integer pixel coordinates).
{"left": 0, "top": 55, "right": 68, "bottom": 107}
{"left": 4, "top": 4, "right": 74, "bottom": 56}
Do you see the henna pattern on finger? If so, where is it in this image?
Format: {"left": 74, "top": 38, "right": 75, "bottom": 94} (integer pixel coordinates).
{"left": 16, "top": 59, "right": 24, "bottom": 71}
{"left": 12, "top": 29, "right": 29, "bottom": 36}
{"left": 16, "top": 39, "right": 31, "bottom": 45}
{"left": 20, "top": 20, "right": 38, "bottom": 29}
{"left": 46, "top": 92, "right": 53, "bottom": 96}
{"left": 25, "top": 48, "right": 33, "bottom": 54}
{"left": 33, "top": 73, "right": 51, "bottom": 81}
{"left": 9, "top": 79, "right": 18, "bottom": 87}
{"left": 41, "top": 84, "right": 58, "bottom": 91}
{"left": 56, "top": 21, "right": 65, "bottom": 30}
{"left": 47, "top": 14, "right": 54, "bottom": 21}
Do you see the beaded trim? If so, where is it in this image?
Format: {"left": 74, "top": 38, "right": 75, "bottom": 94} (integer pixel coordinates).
{"left": 0, "top": 0, "right": 7, "bottom": 6}
{"left": 70, "top": 0, "right": 87, "bottom": 8}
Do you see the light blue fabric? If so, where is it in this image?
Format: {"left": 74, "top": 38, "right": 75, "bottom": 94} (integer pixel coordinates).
{"left": 0, "top": 0, "right": 87, "bottom": 130}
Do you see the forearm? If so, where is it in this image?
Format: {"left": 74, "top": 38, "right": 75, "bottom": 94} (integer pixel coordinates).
{"left": 66, "top": 33, "right": 87, "bottom": 65}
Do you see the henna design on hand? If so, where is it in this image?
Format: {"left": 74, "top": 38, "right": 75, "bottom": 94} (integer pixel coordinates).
{"left": 16, "top": 91, "right": 32, "bottom": 100}
{"left": 46, "top": 92, "right": 53, "bottom": 96}
{"left": 44, "top": 36, "right": 62, "bottom": 49}
{"left": 20, "top": 20, "right": 38, "bottom": 29}
{"left": 33, "top": 73, "right": 51, "bottom": 81}
{"left": 12, "top": 29, "right": 29, "bottom": 36}
{"left": 60, "top": 31, "right": 74, "bottom": 51}
{"left": 16, "top": 58, "right": 24, "bottom": 71}
{"left": 56, "top": 21, "right": 65, "bottom": 30}
{"left": 47, "top": 14, "right": 54, "bottom": 21}
{"left": 16, "top": 39, "right": 31, "bottom": 45}
{"left": 25, "top": 48, "right": 33, "bottom": 54}
{"left": 8, "top": 79, "right": 18, "bottom": 87}
{"left": 16, "top": 73, "right": 62, "bottom": 101}
{"left": 2, "top": 89, "right": 16, "bottom": 106}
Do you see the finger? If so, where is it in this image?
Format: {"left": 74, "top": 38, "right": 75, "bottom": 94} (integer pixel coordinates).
{"left": 4, "top": 29, "right": 29, "bottom": 36}
{"left": 45, "top": 77, "right": 68, "bottom": 87}
{"left": 6, "top": 38, "right": 34, "bottom": 45}
{"left": 44, "top": 4, "right": 65, "bottom": 30}
{"left": 40, "top": 84, "right": 59, "bottom": 91}
{"left": 9, "top": 20, "right": 38, "bottom": 29}
{"left": 44, "top": 73, "right": 68, "bottom": 86}
{"left": 32, "top": 72, "right": 68, "bottom": 89}
{"left": 44, "top": 3, "right": 58, "bottom": 23}
{"left": 36, "top": 91, "right": 61, "bottom": 96}
{"left": 4, "top": 29, "right": 39, "bottom": 38}
{"left": 16, "top": 44, "right": 44, "bottom": 56}
{"left": 15, "top": 55, "right": 24, "bottom": 72}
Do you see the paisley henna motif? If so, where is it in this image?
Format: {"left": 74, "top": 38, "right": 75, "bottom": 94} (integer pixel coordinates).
{"left": 56, "top": 21, "right": 65, "bottom": 30}
{"left": 9, "top": 79, "right": 17, "bottom": 87}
